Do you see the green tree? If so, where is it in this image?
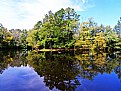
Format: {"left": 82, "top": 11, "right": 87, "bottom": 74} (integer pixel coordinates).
{"left": 26, "top": 29, "right": 39, "bottom": 49}
{"left": 26, "top": 7, "right": 80, "bottom": 49}
{"left": 36, "top": 7, "right": 80, "bottom": 49}
{"left": 20, "top": 29, "right": 28, "bottom": 48}
{"left": 105, "top": 26, "right": 120, "bottom": 50}
{"left": 0, "top": 24, "right": 4, "bottom": 48}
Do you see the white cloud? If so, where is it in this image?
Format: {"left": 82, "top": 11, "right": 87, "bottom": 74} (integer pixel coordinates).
{"left": 0, "top": 0, "right": 94, "bottom": 29}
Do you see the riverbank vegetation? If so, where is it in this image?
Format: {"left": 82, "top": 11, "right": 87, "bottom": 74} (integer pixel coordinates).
{"left": 0, "top": 7, "right": 121, "bottom": 51}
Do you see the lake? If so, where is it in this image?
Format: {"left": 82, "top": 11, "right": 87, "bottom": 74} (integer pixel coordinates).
{"left": 0, "top": 50, "right": 121, "bottom": 91}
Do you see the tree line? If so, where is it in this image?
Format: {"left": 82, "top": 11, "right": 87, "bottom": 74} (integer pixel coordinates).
{"left": 0, "top": 7, "right": 121, "bottom": 50}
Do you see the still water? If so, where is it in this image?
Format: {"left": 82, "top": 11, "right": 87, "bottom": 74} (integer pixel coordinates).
{"left": 0, "top": 50, "right": 121, "bottom": 91}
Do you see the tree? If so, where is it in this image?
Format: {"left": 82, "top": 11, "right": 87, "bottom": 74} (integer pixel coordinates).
{"left": 26, "top": 29, "right": 39, "bottom": 49}
{"left": 75, "top": 19, "right": 106, "bottom": 50}
{"left": 114, "top": 17, "right": 121, "bottom": 38}
{"left": 105, "top": 26, "right": 120, "bottom": 50}
{"left": 113, "top": 17, "right": 121, "bottom": 50}
{"left": 0, "top": 24, "right": 4, "bottom": 48}
{"left": 20, "top": 29, "right": 28, "bottom": 48}
{"left": 31, "top": 7, "right": 80, "bottom": 49}
{"left": 75, "top": 21, "right": 92, "bottom": 49}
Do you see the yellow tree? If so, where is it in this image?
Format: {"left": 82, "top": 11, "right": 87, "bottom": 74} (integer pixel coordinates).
{"left": 3, "top": 30, "right": 13, "bottom": 47}
{"left": 75, "top": 19, "right": 106, "bottom": 50}
{"left": 94, "top": 31, "right": 106, "bottom": 50}
{"left": 75, "top": 21, "right": 91, "bottom": 49}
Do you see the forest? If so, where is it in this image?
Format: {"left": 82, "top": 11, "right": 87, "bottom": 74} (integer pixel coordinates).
{"left": 0, "top": 7, "right": 121, "bottom": 51}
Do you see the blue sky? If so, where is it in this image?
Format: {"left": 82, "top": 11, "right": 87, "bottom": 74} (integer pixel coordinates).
{"left": 0, "top": 0, "right": 121, "bottom": 29}
{"left": 80, "top": 0, "right": 121, "bottom": 27}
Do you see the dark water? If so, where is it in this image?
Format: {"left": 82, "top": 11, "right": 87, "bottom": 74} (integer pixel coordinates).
{"left": 0, "top": 50, "right": 121, "bottom": 91}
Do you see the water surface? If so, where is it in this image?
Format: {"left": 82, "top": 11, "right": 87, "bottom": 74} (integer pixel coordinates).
{"left": 0, "top": 50, "right": 121, "bottom": 91}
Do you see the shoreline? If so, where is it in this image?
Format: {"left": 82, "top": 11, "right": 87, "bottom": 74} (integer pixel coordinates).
{"left": 39, "top": 48, "right": 77, "bottom": 51}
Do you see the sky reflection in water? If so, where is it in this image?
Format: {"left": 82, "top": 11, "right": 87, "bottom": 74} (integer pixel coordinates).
{"left": 0, "top": 66, "right": 52, "bottom": 91}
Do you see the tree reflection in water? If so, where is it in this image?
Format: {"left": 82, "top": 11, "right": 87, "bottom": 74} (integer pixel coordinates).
{"left": 75, "top": 50, "right": 121, "bottom": 80}
{"left": 0, "top": 50, "right": 121, "bottom": 90}
{"left": 27, "top": 51, "right": 81, "bottom": 91}
{"left": 0, "top": 50, "right": 28, "bottom": 74}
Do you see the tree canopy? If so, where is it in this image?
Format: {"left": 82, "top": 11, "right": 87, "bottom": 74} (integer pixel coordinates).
{"left": 0, "top": 7, "right": 121, "bottom": 51}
